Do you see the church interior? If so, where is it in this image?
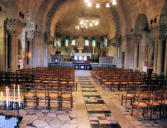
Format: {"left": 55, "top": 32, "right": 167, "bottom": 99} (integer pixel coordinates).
{"left": 0, "top": 0, "right": 167, "bottom": 128}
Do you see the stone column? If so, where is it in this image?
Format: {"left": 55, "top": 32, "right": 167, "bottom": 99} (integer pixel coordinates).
{"left": 157, "top": 42, "right": 163, "bottom": 75}
{"left": 164, "top": 40, "right": 167, "bottom": 75}
{"left": 10, "top": 34, "right": 18, "bottom": 72}
{"left": 124, "top": 34, "right": 135, "bottom": 69}
{"left": 29, "top": 40, "right": 33, "bottom": 68}
{"left": 32, "top": 32, "right": 47, "bottom": 68}
{"left": 150, "top": 25, "right": 161, "bottom": 74}
{"left": 153, "top": 43, "right": 158, "bottom": 73}
{"left": 32, "top": 33, "right": 42, "bottom": 68}
{"left": 133, "top": 43, "right": 137, "bottom": 70}
{"left": 0, "top": 15, "right": 5, "bottom": 71}
{"left": 5, "top": 18, "right": 18, "bottom": 72}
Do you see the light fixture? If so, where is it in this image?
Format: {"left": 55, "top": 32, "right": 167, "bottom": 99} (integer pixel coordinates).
{"left": 84, "top": 0, "right": 117, "bottom": 8}
{"left": 96, "top": 3, "right": 100, "bottom": 8}
{"left": 75, "top": 14, "right": 100, "bottom": 31}
{"left": 87, "top": 2, "right": 92, "bottom": 7}
{"left": 106, "top": 3, "right": 110, "bottom": 8}
{"left": 112, "top": 0, "right": 117, "bottom": 5}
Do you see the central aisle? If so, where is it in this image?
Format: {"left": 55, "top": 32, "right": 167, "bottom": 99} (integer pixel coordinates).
{"left": 79, "top": 76, "right": 121, "bottom": 128}
{"left": 75, "top": 70, "right": 121, "bottom": 128}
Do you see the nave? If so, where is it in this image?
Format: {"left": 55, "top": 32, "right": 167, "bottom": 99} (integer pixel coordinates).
{"left": 1, "top": 68, "right": 167, "bottom": 128}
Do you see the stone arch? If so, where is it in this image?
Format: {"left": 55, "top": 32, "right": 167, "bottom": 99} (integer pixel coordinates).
{"left": 110, "top": 7, "right": 121, "bottom": 38}
{"left": 45, "top": 0, "right": 67, "bottom": 35}
{"left": 134, "top": 14, "right": 154, "bottom": 72}
{"left": 36, "top": 0, "right": 51, "bottom": 34}
{"left": 45, "top": 1, "right": 122, "bottom": 40}
{"left": 44, "top": 0, "right": 122, "bottom": 67}
{"left": 134, "top": 14, "right": 149, "bottom": 43}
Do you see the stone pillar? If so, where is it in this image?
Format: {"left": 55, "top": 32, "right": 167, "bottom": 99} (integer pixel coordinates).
{"left": 150, "top": 25, "right": 161, "bottom": 74}
{"left": 29, "top": 40, "right": 33, "bottom": 68}
{"left": 32, "top": 32, "right": 47, "bottom": 68}
{"left": 124, "top": 34, "right": 135, "bottom": 69}
{"left": 32, "top": 33, "right": 42, "bottom": 68}
{"left": 5, "top": 18, "right": 18, "bottom": 72}
{"left": 157, "top": 42, "right": 163, "bottom": 75}
{"left": 133, "top": 43, "right": 137, "bottom": 70}
{"left": 164, "top": 40, "right": 167, "bottom": 75}
{"left": 10, "top": 34, "right": 18, "bottom": 72}
{"left": 153, "top": 43, "right": 158, "bottom": 73}
{"left": 0, "top": 15, "right": 5, "bottom": 71}
{"left": 43, "top": 42, "right": 48, "bottom": 67}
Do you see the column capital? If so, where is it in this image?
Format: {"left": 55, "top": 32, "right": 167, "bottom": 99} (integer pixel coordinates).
{"left": 150, "top": 24, "right": 160, "bottom": 43}
{"left": 5, "top": 18, "right": 17, "bottom": 35}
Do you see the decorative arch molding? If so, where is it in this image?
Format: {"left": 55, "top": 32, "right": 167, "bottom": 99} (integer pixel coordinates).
{"left": 134, "top": 14, "right": 149, "bottom": 43}
{"left": 36, "top": 0, "right": 52, "bottom": 36}
{"left": 45, "top": 0, "right": 67, "bottom": 36}
{"left": 110, "top": 7, "right": 121, "bottom": 40}
{"left": 118, "top": 0, "right": 132, "bottom": 36}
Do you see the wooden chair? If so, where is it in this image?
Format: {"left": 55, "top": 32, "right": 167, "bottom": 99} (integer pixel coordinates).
{"left": 121, "top": 83, "right": 137, "bottom": 106}
{"left": 47, "top": 82, "right": 60, "bottom": 109}
{"left": 131, "top": 90, "right": 151, "bottom": 119}
{"left": 60, "top": 82, "right": 73, "bottom": 110}
{"left": 150, "top": 89, "right": 163, "bottom": 118}
{"left": 35, "top": 83, "right": 48, "bottom": 109}
{"left": 23, "top": 83, "right": 37, "bottom": 108}
{"left": 161, "top": 90, "right": 167, "bottom": 117}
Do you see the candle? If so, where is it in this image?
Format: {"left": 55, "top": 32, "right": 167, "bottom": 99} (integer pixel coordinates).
{"left": 8, "top": 87, "right": 10, "bottom": 106}
{"left": 6, "top": 86, "right": 8, "bottom": 108}
{"left": 13, "top": 84, "right": 15, "bottom": 103}
{"left": 18, "top": 85, "right": 20, "bottom": 107}
{"left": 0, "top": 91, "right": 3, "bottom": 106}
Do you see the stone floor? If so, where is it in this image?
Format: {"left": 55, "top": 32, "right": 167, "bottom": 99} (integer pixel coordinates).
{"left": 0, "top": 70, "right": 167, "bottom": 128}
{"left": 78, "top": 76, "right": 121, "bottom": 128}
{"left": 0, "top": 108, "right": 77, "bottom": 128}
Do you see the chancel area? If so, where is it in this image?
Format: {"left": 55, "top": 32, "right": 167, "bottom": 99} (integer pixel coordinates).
{"left": 0, "top": 0, "right": 167, "bottom": 128}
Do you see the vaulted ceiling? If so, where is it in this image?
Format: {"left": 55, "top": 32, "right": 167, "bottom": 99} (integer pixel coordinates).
{"left": 15, "top": 0, "right": 165, "bottom": 38}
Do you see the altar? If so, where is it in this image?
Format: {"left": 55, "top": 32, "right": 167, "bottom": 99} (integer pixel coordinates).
{"left": 71, "top": 53, "right": 91, "bottom": 70}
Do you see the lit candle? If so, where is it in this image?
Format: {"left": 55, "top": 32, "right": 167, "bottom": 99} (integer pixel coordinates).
{"left": 13, "top": 84, "right": 15, "bottom": 103}
{"left": 8, "top": 87, "right": 10, "bottom": 107}
{"left": 0, "top": 91, "right": 3, "bottom": 106}
{"left": 6, "top": 86, "right": 8, "bottom": 108}
{"left": 18, "top": 85, "right": 20, "bottom": 107}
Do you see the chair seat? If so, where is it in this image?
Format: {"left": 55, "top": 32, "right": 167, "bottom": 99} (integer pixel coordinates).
{"left": 60, "top": 82, "right": 67, "bottom": 84}
{"left": 25, "top": 92, "right": 34, "bottom": 97}
{"left": 133, "top": 102, "right": 148, "bottom": 107}
{"left": 49, "top": 93, "right": 59, "bottom": 98}
{"left": 151, "top": 101, "right": 160, "bottom": 106}
{"left": 62, "top": 94, "right": 72, "bottom": 98}
{"left": 104, "top": 82, "right": 112, "bottom": 84}
{"left": 122, "top": 93, "right": 134, "bottom": 98}
{"left": 69, "top": 81, "right": 76, "bottom": 84}
{"left": 37, "top": 92, "right": 47, "bottom": 98}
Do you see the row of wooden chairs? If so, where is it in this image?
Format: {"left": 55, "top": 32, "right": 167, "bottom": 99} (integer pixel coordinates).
{"left": 92, "top": 67, "right": 167, "bottom": 119}
{"left": 92, "top": 68, "right": 145, "bottom": 91}
{"left": 23, "top": 81, "right": 73, "bottom": 110}
{"left": 121, "top": 83, "right": 167, "bottom": 118}
{"left": 0, "top": 67, "right": 76, "bottom": 110}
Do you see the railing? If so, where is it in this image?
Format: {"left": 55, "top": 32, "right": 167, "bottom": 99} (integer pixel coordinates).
{"left": 48, "top": 63, "right": 116, "bottom": 68}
